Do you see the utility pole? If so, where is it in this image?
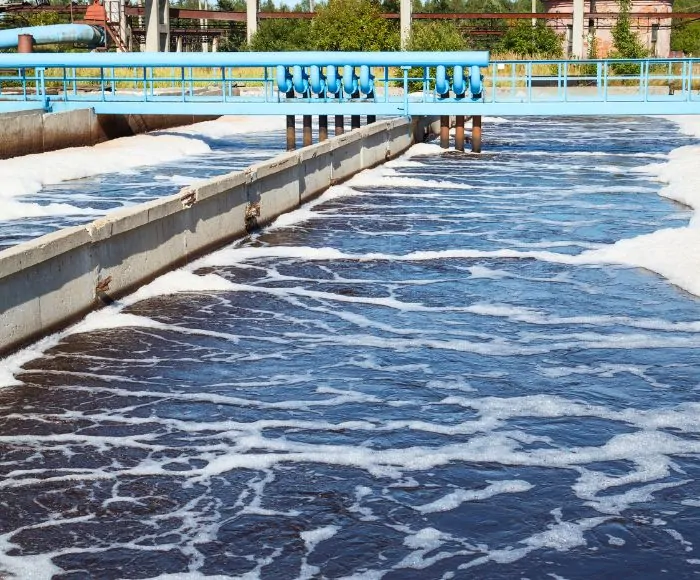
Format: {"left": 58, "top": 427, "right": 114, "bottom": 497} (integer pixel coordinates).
{"left": 400, "top": 0, "right": 411, "bottom": 50}
{"left": 246, "top": 0, "right": 258, "bottom": 44}
{"left": 572, "top": 0, "right": 584, "bottom": 58}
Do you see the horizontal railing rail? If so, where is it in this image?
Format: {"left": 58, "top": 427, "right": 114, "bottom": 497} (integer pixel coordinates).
{"left": 0, "top": 53, "right": 699, "bottom": 116}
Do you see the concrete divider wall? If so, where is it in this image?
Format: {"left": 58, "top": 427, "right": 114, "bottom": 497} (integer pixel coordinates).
{"left": 0, "top": 109, "right": 216, "bottom": 159}
{"left": 0, "top": 115, "right": 438, "bottom": 356}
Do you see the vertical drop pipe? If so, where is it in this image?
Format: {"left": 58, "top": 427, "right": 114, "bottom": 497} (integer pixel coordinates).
{"left": 335, "top": 115, "right": 344, "bottom": 136}
{"left": 440, "top": 115, "right": 449, "bottom": 149}
{"left": 471, "top": 115, "right": 482, "bottom": 153}
{"left": 303, "top": 114, "right": 312, "bottom": 147}
{"left": 286, "top": 90, "right": 296, "bottom": 151}
{"left": 17, "top": 34, "right": 34, "bottom": 53}
{"left": 351, "top": 90, "right": 361, "bottom": 130}
{"left": 318, "top": 115, "right": 328, "bottom": 142}
{"left": 367, "top": 91, "right": 376, "bottom": 124}
{"left": 455, "top": 115, "right": 465, "bottom": 152}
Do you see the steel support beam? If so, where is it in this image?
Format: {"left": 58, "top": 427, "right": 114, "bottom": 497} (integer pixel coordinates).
{"left": 455, "top": 115, "right": 465, "bottom": 151}
{"left": 440, "top": 115, "right": 449, "bottom": 149}
{"left": 335, "top": 115, "right": 344, "bottom": 136}
{"left": 286, "top": 90, "right": 295, "bottom": 151}
{"left": 319, "top": 115, "right": 328, "bottom": 141}
{"left": 471, "top": 115, "right": 482, "bottom": 153}
{"left": 303, "top": 114, "right": 312, "bottom": 146}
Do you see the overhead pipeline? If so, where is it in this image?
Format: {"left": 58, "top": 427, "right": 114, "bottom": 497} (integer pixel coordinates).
{"left": 0, "top": 24, "right": 104, "bottom": 50}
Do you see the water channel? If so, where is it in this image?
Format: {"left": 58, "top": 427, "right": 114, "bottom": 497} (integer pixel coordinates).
{"left": 1, "top": 116, "right": 700, "bottom": 578}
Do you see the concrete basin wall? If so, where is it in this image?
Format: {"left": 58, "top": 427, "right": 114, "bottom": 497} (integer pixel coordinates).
{"left": 0, "top": 115, "right": 438, "bottom": 356}
{"left": 0, "top": 108, "right": 216, "bottom": 160}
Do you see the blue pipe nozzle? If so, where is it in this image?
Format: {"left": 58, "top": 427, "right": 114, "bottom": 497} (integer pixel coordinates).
{"left": 292, "top": 65, "right": 309, "bottom": 96}
{"left": 309, "top": 65, "right": 325, "bottom": 96}
{"left": 470, "top": 65, "right": 483, "bottom": 98}
{"left": 435, "top": 65, "right": 449, "bottom": 97}
{"left": 453, "top": 65, "right": 466, "bottom": 98}
{"left": 359, "top": 65, "right": 374, "bottom": 96}
{"left": 343, "top": 65, "right": 358, "bottom": 96}
{"left": 276, "top": 65, "right": 292, "bottom": 94}
{"left": 326, "top": 65, "right": 340, "bottom": 96}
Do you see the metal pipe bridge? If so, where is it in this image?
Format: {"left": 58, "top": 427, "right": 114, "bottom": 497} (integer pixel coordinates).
{"left": 1, "top": 51, "right": 700, "bottom": 117}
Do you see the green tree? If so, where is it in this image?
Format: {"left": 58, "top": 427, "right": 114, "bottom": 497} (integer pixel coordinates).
{"left": 406, "top": 20, "right": 467, "bottom": 90}
{"left": 498, "top": 20, "right": 562, "bottom": 57}
{"left": 217, "top": 0, "right": 246, "bottom": 9}
{"left": 247, "top": 19, "right": 314, "bottom": 50}
{"left": 671, "top": 21, "right": 700, "bottom": 55}
{"left": 671, "top": 0, "right": 700, "bottom": 55}
{"left": 311, "top": 0, "right": 399, "bottom": 51}
{"left": 610, "top": 0, "right": 647, "bottom": 58}
{"left": 407, "top": 20, "right": 467, "bottom": 51}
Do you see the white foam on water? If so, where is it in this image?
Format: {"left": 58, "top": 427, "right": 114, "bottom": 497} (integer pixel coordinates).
{"left": 298, "top": 526, "right": 341, "bottom": 580}
{"left": 415, "top": 480, "right": 534, "bottom": 514}
{"left": 581, "top": 228, "right": 700, "bottom": 297}
{"left": 0, "top": 200, "right": 103, "bottom": 220}
{"left": 0, "top": 270, "right": 239, "bottom": 388}
{"left": 196, "top": 245, "right": 585, "bottom": 269}
{"left": 405, "top": 142, "right": 444, "bottom": 157}
{"left": 0, "top": 116, "right": 282, "bottom": 213}
{"left": 0, "top": 134, "right": 210, "bottom": 203}
{"left": 154, "top": 174, "right": 207, "bottom": 186}
{"left": 569, "top": 116, "right": 700, "bottom": 298}
{"left": 165, "top": 115, "right": 284, "bottom": 140}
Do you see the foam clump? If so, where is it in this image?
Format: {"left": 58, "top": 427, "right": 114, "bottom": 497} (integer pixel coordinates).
{"left": 415, "top": 480, "right": 534, "bottom": 514}
{"left": 580, "top": 116, "right": 700, "bottom": 297}
{"left": 0, "top": 116, "right": 283, "bottom": 222}
{"left": 0, "top": 134, "right": 210, "bottom": 203}
{"left": 581, "top": 227, "right": 700, "bottom": 297}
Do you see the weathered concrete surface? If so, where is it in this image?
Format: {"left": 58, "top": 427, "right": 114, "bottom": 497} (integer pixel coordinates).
{"left": 0, "top": 109, "right": 217, "bottom": 160}
{"left": 0, "top": 116, "right": 438, "bottom": 356}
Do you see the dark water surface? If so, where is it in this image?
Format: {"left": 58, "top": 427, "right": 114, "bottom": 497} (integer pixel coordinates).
{"left": 2, "top": 117, "right": 700, "bottom": 579}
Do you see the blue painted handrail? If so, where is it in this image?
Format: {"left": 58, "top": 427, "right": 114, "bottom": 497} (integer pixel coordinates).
{"left": 0, "top": 51, "right": 490, "bottom": 68}
{"left": 0, "top": 53, "right": 699, "bottom": 118}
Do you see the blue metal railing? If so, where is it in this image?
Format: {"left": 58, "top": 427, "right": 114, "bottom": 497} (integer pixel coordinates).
{"left": 0, "top": 52, "right": 699, "bottom": 117}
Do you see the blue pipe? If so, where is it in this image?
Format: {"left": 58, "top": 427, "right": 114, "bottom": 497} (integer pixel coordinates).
{"left": 309, "top": 65, "right": 325, "bottom": 95}
{"left": 0, "top": 51, "right": 490, "bottom": 68}
{"left": 343, "top": 65, "right": 358, "bottom": 96}
{"left": 435, "top": 65, "right": 450, "bottom": 96}
{"left": 453, "top": 65, "right": 465, "bottom": 98}
{"left": 470, "top": 65, "right": 483, "bottom": 97}
{"left": 292, "top": 65, "right": 308, "bottom": 95}
{"left": 326, "top": 65, "right": 340, "bottom": 95}
{"left": 0, "top": 24, "right": 104, "bottom": 49}
{"left": 276, "top": 65, "right": 292, "bottom": 94}
{"left": 359, "top": 65, "right": 374, "bottom": 96}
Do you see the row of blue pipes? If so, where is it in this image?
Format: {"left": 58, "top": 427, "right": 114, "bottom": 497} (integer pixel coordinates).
{"left": 276, "top": 63, "right": 483, "bottom": 98}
